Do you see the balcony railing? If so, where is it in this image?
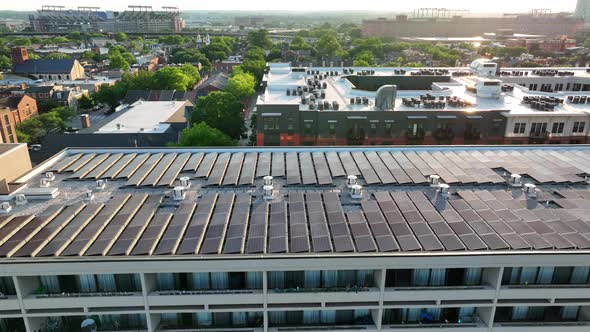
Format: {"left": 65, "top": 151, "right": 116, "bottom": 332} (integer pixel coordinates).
{"left": 272, "top": 286, "right": 371, "bottom": 293}
{"left": 387, "top": 323, "right": 480, "bottom": 329}
{"left": 504, "top": 284, "right": 590, "bottom": 289}
{"left": 386, "top": 285, "right": 486, "bottom": 291}
{"left": 277, "top": 325, "right": 369, "bottom": 331}
{"left": 154, "top": 289, "right": 258, "bottom": 295}
{"left": 35, "top": 291, "right": 141, "bottom": 298}
{"left": 495, "top": 321, "right": 590, "bottom": 327}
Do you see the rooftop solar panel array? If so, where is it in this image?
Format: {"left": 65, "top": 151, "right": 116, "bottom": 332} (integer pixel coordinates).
{"left": 49, "top": 148, "right": 590, "bottom": 188}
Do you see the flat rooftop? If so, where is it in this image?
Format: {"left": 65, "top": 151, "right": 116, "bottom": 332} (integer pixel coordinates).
{"left": 1, "top": 146, "right": 590, "bottom": 260}
{"left": 97, "top": 100, "right": 187, "bottom": 134}
{"left": 259, "top": 64, "right": 590, "bottom": 116}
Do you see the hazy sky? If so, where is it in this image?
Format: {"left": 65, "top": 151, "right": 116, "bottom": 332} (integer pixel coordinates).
{"left": 7, "top": 0, "right": 580, "bottom": 12}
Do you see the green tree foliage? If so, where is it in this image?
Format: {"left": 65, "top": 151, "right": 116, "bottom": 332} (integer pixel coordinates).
{"left": 153, "top": 66, "right": 192, "bottom": 91}
{"left": 176, "top": 122, "right": 236, "bottom": 146}
{"left": 179, "top": 64, "right": 201, "bottom": 88}
{"left": 353, "top": 51, "right": 375, "bottom": 66}
{"left": 109, "top": 53, "right": 129, "bottom": 70}
{"left": 0, "top": 55, "right": 10, "bottom": 70}
{"left": 45, "top": 52, "right": 71, "bottom": 60}
{"left": 158, "top": 35, "right": 185, "bottom": 45}
{"left": 77, "top": 94, "right": 95, "bottom": 110}
{"left": 114, "top": 32, "right": 128, "bottom": 42}
{"left": 290, "top": 36, "right": 309, "bottom": 50}
{"left": 67, "top": 32, "right": 82, "bottom": 41}
{"left": 226, "top": 72, "right": 256, "bottom": 99}
{"left": 94, "top": 83, "right": 128, "bottom": 110}
{"left": 315, "top": 32, "right": 342, "bottom": 58}
{"left": 80, "top": 51, "right": 96, "bottom": 62}
{"left": 12, "top": 38, "right": 31, "bottom": 46}
{"left": 192, "top": 91, "right": 245, "bottom": 140}
{"left": 171, "top": 49, "right": 211, "bottom": 71}
{"left": 15, "top": 108, "right": 72, "bottom": 143}
{"left": 247, "top": 29, "right": 272, "bottom": 49}
{"left": 236, "top": 59, "right": 266, "bottom": 84}
{"left": 203, "top": 42, "right": 232, "bottom": 62}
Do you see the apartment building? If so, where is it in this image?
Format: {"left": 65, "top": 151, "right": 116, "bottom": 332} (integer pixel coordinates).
{"left": 1, "top": 144, "right": 590, "bottom": 332}
{"left": 256, "top": 63, "right": 590, "bottom": 146}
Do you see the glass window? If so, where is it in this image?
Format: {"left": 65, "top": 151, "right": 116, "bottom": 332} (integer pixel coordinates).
{"left": 513, "top": 123, "right": 526, "bottom": 134}
{"left": 573, "top": 122, "right": 586, "bottom": 133}
{"left": 551, "top": 122, "right": 564, "bottom": 134}
{"left": 328, "top": 122, "right": 336, "bottom": 135}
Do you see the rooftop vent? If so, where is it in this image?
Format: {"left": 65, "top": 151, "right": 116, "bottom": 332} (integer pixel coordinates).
{"left": 173, "top": 186, "right": 186, "bottom": 201}
{"left": 45, "top": 172, "right": 55, "bottom": 181}
{"left": 429, "top": 175, "right": 440, "bottom": 187}
{"left": 40, "top": 178, "right": 51, "bottom": 188}
{"left": 263, "top": 176, "right": 273, "bottom": 186}
{"left": 347, "top": 175, "right": 358, "bottom": 188}
{"left": 15, "top": 194, "right": 27, "bottom": 206}
{"left": 438, "top": 183, "right": 450, "bottom": 196}
{"left": 509, "top": 174, "right": 522, "bottom": 187}
{"left": 350, "top": 184, "right": 363, "bottom": 199}
{"left": 179, "top": 177, "right": 191, "bottom": 188}
{"left": 84, "top": 190, "right": 94, "bottom": 201}
{"left": 524, "top": 183, "right": 537, "bottom": 198}
{"left": 95, "top": 179, "right": 106, "bottom": 190}
{"left": 0, "top": 202, "right": 12, "bottom": 214}
{"left": 263, "top": 185, "right": 274, "bottom": 200}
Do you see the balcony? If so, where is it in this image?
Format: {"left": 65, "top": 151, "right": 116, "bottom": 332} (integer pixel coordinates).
{"left": 0, "top": 294, "right": 19, "bottom": 312}
{"left": 493, "top": 321, "right": 590, "bottom": 332}
{"left": 148, "top": 289, "right": 264, "bottom": 307}
{"left": 268, "top": 287, "right": 379, "bottom": 306}
{"left": 498, "top": 285, "right": 590, "bottom": 302}
{"left": 383, "top": 323, "right": 487, "bottom": 332}
{"left": 23, "top": 291, "right": 144, "bottom": 310}
{"left": 384, "top": 285, "right": 495, "bottom": 303}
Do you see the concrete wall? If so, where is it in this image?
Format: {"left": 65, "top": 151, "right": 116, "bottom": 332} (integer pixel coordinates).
{"left": 0, "top": 143, "right": 32, "bottom": 184}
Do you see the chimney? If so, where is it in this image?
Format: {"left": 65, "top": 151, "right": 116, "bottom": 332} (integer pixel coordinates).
{"left": 11, "top": 47, "right": 28, "bottom": 65}
{"left": 80, "top": 114, "right": 90, "bottom": 128}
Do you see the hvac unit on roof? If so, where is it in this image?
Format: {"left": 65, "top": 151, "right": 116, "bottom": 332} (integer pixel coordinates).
{"left": 350, "top": 184, "right": 363, "bottom": 199}
{"left": 438, "top": 183, "right": 450, "bottom": 196}
{"left": 45, "top": 172, "right": 55, "bottom": 182}
{"left": 429, "top": 175, "right": 440, "bottom": 187}
{"left": 179, "top": 177, "right": 191, "bottom": 188}
{"left": 0, "top": 202, "right": 12, "bottom": 214}
{"left": 96, "top": 179, "right": 106, "bottom": 190}
{"left": 84, "top": 190, "right": 94, "bottom": 201}
{"left": 15, "top": 194, "right": 27, "bottom": 206}
{"left": 509, "top": 173, "right": 522, "bottom": 187}
{"left": 263, "top": 176, "right": 273, "bottom": 186}
{"left": 173, "top": 186, "right": 186, "bottom": 201}
{"left": 524, "top": 183, "right": 537, "bottom": 198}
{"left": 40, "top": 178, "right": 51, "bottom": 188}
{"left": 263, "top": 185, "right": 274, "bottom": 200}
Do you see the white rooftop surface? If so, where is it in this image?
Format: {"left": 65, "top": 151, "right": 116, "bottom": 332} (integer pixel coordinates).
{"left": 259, "top": 63, "right": 590, "bottom": 116}
{"left": 97, "top": 101, "right": 185, "bottom": 134}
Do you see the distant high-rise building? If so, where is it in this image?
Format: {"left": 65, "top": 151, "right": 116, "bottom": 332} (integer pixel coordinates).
{"left": 575, "top": 0, "right": 590, "bottom": 29}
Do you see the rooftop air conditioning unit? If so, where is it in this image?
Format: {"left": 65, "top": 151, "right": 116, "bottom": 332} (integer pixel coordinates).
{"left": 40, "top": 178, "right": 51, "bottom": 187}
{"left": 429, "top": 175, "right": 440, "bottom": 187}
{"left": 96, "top": 179, "right": 106, "bottom": 190}
{"left": 509, "top": 174, "right": 522, "bottom": 187}
{"left": 347, "top": 175, "right": 358, "bottom": 188}
{"left": 0, "top": 202, "right": 12, "bottom": 214}
{"left": 45, "top": 172, "right": 55, "bottom": 182}
{"left": 263, "top": 176, "right": 273, "bottom": 186}
{"left": 263, "top": 185, "right": 274, "bottom": 200}
{"left": 173, "top": 186, "right": 186, "bottom": 201}
{"left": 350, "top": 184, "right": 363, "bottom": 199}
{"left": 15, "top": 194, "right": 27, "bottom": 206}
{"left": 84, "top": 190, "right": 94, "bottom": 201}
{"left": 438, "top": 183, "right": 450, "bottom": 196}
{"left": 524, "top": 183, "right": 537, "bottom": 198}
{"left": 179, "top": 177, "right": 191, "bottom": 188}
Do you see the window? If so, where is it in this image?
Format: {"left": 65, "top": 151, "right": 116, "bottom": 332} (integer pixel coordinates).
{"left": 513, "top": 123, "right": 526, "bottom": 134}
{"left": 369, "top": 122, "right": 378, "bottom": 136}
{"left": 303, "top": 121, "right": 314, "bottom": 136}
{"left": 407, "top": 122, "right": 423, "bottom": 136}
{"left": 263, "top": 118, "right": 279, "bottom": 131}
{"left": 573, "top": 122, "right": 586, "bottom": 133}
{"left": 384, "top": 122, "right": 394, "bottom": 137}
{"left": 529, "top": 84, "right": 538, "bottom": 91}
{"left": 551, "top": 122, "right": 564, "bottom": 134}
{"left": 287, "top": 121, "right": 294, "bottom": 135}
{"left": 328, "top": 122, "right": 336, "bottom": 135}
{"left": 483, "top": 81, "right": 500, "bottom": 86}
{"left": 530, "top": 122, "right": 547, "bottom": 135}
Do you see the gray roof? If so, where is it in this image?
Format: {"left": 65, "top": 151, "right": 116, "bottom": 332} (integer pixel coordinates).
{"left": 122, "top": 89, "right": 197, "bottom": 104}
{"left": 2, "top": 145, "right": 590, "bottom": 259}
{"left": 13, "top": 59, "right": 76, "bottom": 75}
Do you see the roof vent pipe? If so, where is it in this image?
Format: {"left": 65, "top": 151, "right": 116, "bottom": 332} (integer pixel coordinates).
{"left": 524, "top": 183, "right": 537, "bottom": 198}
{"left": 96, "top": 179, "right": 106, "bottom": 190}
{"left": 173, "top": 186, "right": 186, "bottom": 201}
{"left": 179, "top": 176, "right": 191, "bottom": 188}
{"left": 15, "top": 194, "right": 27, "bottom": 206}
{"left": 350, "top": 184, "right": 363, "bottom": 199}
{"left": 0, "top": 202, "right": 12, "bottom": 214}
{"left": 84, "top": 190, "right": 94, "bottom": 201}
{"left": 40, "top": 178, "right": 51, "bottom": 187}
{"left": 263, "top": 185, "right": 274, "bottom": 200}
{"left": 45, "top": 172, "right": 55, "bottom": 181}
{"left": 263, "top": 176, "right": 273, "bottom": 186}
{"left": 429, "top": 175, "right": 440, "bottom": 187}
{"left": 509, "top": 174, "right": 522, "bottom": 187}
{"left": 347, "top": 175, "right": 358, "bottom": 188}
{"left": 438, "top": 183, "right": 450, "bottom": 196}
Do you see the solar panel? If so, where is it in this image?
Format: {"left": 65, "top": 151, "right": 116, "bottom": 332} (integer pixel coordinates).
{"left": 404, "top": 151, "right": 435, "bottom": 176}
{"left": 562, "top": 233, "right": 590, "bottom": 249}
{"left": 195, "top": 153, "right": 218, "bottom": 178}
{"left": 200, "top": 193, "right": 235, "bottom": 254}
{"left": 245, "top": 199, "right": 268, "bottom": 254}
{"left": 99, "top": 153, "right": 135, "bottom": 179}
{"left": 83, "top": 153, "right": 123, "bottom": 179}
{"left": 238, "top": 153, "right": 258, "bottom": 186}
{"left": 108, "top": 195, "right": 163, "bottom": 255}
{"left": 130, "top": 212, "right": 173, "bottom": 255}
{"left": 306, "top": 193, "right": 332, "bottom": 252}
{"left": 207, "top": 153, "right": 231, "bottom": 186}
{"left": 50, "top": 153, "right": 82, "bottom": 172}
{"left": 222, "top": 153, "right": 245, "bottom": 186}
{"left": 0, "top": 215, "right": 34, "bottom": 247}
{"left": 289, "top": 193, "right": 309, "bottom": 253}
{"left": 378, "top": 152, "right": 412, "bottom": 184}
{"left": 157, "top": 152, "right": 191, "bottom": 187}
{"left": 255, "top": 152, "right": 271, "bottom": 178}
{"left": 459, "top": 233, "right": 488, "bottom": 250}
{"left": 438, "top": 234, "right": 466, "bottom": 251}
{"left": 313, "top": 152, "right": 333, "bottom": 185}
{"left": 338, "top": 152, "right": 361, "bottom": 176}
{"left": 391, "top": 152, "right": 427, "bottom": 184}
{"left": 69, "top": 153, "right": 110, "bottom": 179}
{"left": 396, "top": 235, "right": 422, "bottom": 251}
{"left": 183, "top": 152, "right": 204, "bottom": 172}
{"left": 116, "top": 153, "right": 150, "bottom": 179}
{"left": 124, "top": 153, "right": 164, "bottom": 186}
{"left": 57, "top": 195, "right": 129, "bottom": 256}
{"left": 520, "top": 233, "right": 553, "bottom": 250}
{"left": 542, "top": 233, "right": 575, "bottom": 250}
{"left": 154, "top": 203, "right": 196, "bottom": 255}
{"left": 365, "top": 151, "right": 396, "bottom": 185}
{"left": 177, "top": 193, "right": 218, "bottom": 254}
{"left": 479, "top": 233, "right": 509, "bottom": 250}
{"left": 351, "top": 152, "right": 380, "bottom": 185}
{"left": 271, "top": 152, "right": 285, "bottom": 177}
{"left": 140, "top": 153, "right": 177, "bottom": 186}
{"left": 417, "top": 234, "right": 444, "bottom": 251}
{"left": 346, "top": 211, "right": 377, "bottom": 252}
{"left": 325, "top": 152, "right": 346, "bottom": 178}
{"left": 83, "top": 194, "right": 149, "bottom": 256}
{"left": 299, "top": 152, "right": 317, "bottom": 185}
{"left": 285, "top": 152, "right": 301, "bottom": 185}
{"left": 63, "top": 153, "right": 96, "bottom": 173}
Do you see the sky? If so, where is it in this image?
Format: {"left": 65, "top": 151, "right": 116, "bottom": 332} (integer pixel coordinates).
{"left": 5, "top": 0, "right": 580, "bottom": 12}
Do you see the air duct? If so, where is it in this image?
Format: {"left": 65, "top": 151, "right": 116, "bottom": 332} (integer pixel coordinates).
{"left": 347, "top": 175, "right": 358, "bottom": 188}
{"left": 350, "top": 184, "right": 363, "bottom": 199}
{"left": 524, "top": 183, "right": 537, "bottom": 198}
{"left": 429, "top": 175, "right": 440, "bottom": 187}
{"left": 173, "top": 186, "right": 186, "bottom": 201}
{"left": 96, "top": 179, "right": 106, "bottom": 190}
{"left": 263, "top": 185, "right": 274, "bottom": 200}
{"left": 179, "top": 177, "right": 191, "bottom": 188}
{"left": 263, "top": 176, "right": 273, "bottom": 186}
{"left": 509, "top": 174, "right": 522, "bottom": 187}
{"left": 0, "top": 202, "right": 12, "bottom": 214}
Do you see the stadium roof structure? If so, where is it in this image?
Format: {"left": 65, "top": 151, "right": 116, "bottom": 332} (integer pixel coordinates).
{"left": 2, "top": 145, "right": 590, "bottom": 260}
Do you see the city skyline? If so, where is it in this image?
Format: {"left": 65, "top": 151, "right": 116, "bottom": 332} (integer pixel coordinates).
{"left": 2, "top": 0, "right": 581, "bottom": 12}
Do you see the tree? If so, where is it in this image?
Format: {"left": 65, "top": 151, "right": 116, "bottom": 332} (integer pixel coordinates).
{"left": 109, "top": 53, "right": 129, "bottom": 70}
{"left": 192, "top": 91, "right": 245, "bottom": 140}
{"left": 245, "top": 47, "right": 266, "bottom": 61}
{"left": 316, "top": 32, "right": 342, "bottom": 58}
{"left": 80, "top": 50, "right": 96, "bottom": 62}
{"left": 94, "top": 83, "right": 128, "bottom": 110}
{"left": 247, "top": 29, "right": 272, "bottom": 49}
{"left": 353, "top": 51, "right": 375, "bottom": 66}
{"left": 290, "top": 36, "right": 309, "bottom": 50}
{"left": 153, "top": 66, "right": 192, "bottom": 91}
{"left": 45, "top": 52, "right": 71, "bottom": 60}
{"left": 179, "top": 64, "right": 201, "bottom": 88}
{"left": 176, "top": 122, "right": 236, "bottom": 146}
{"left": 114, "top": 32, "right": 128, "bottom": 42}
{"left": 237, "top": 59, "right": 266, "bottom": 83}
{"left": 53, "top": 106, "right": 76, "bottom": 122}
{"left": 0, "top": 55, "right": 10, "bottom": 70}
{"left": 226, "top": 72, "right": 256, "bottom": 99}
{"left": 78, "top": 94, "right": 94, "bottom": 110}
{"left": 12, "top": 38, "right": 31, "bottom": 46}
